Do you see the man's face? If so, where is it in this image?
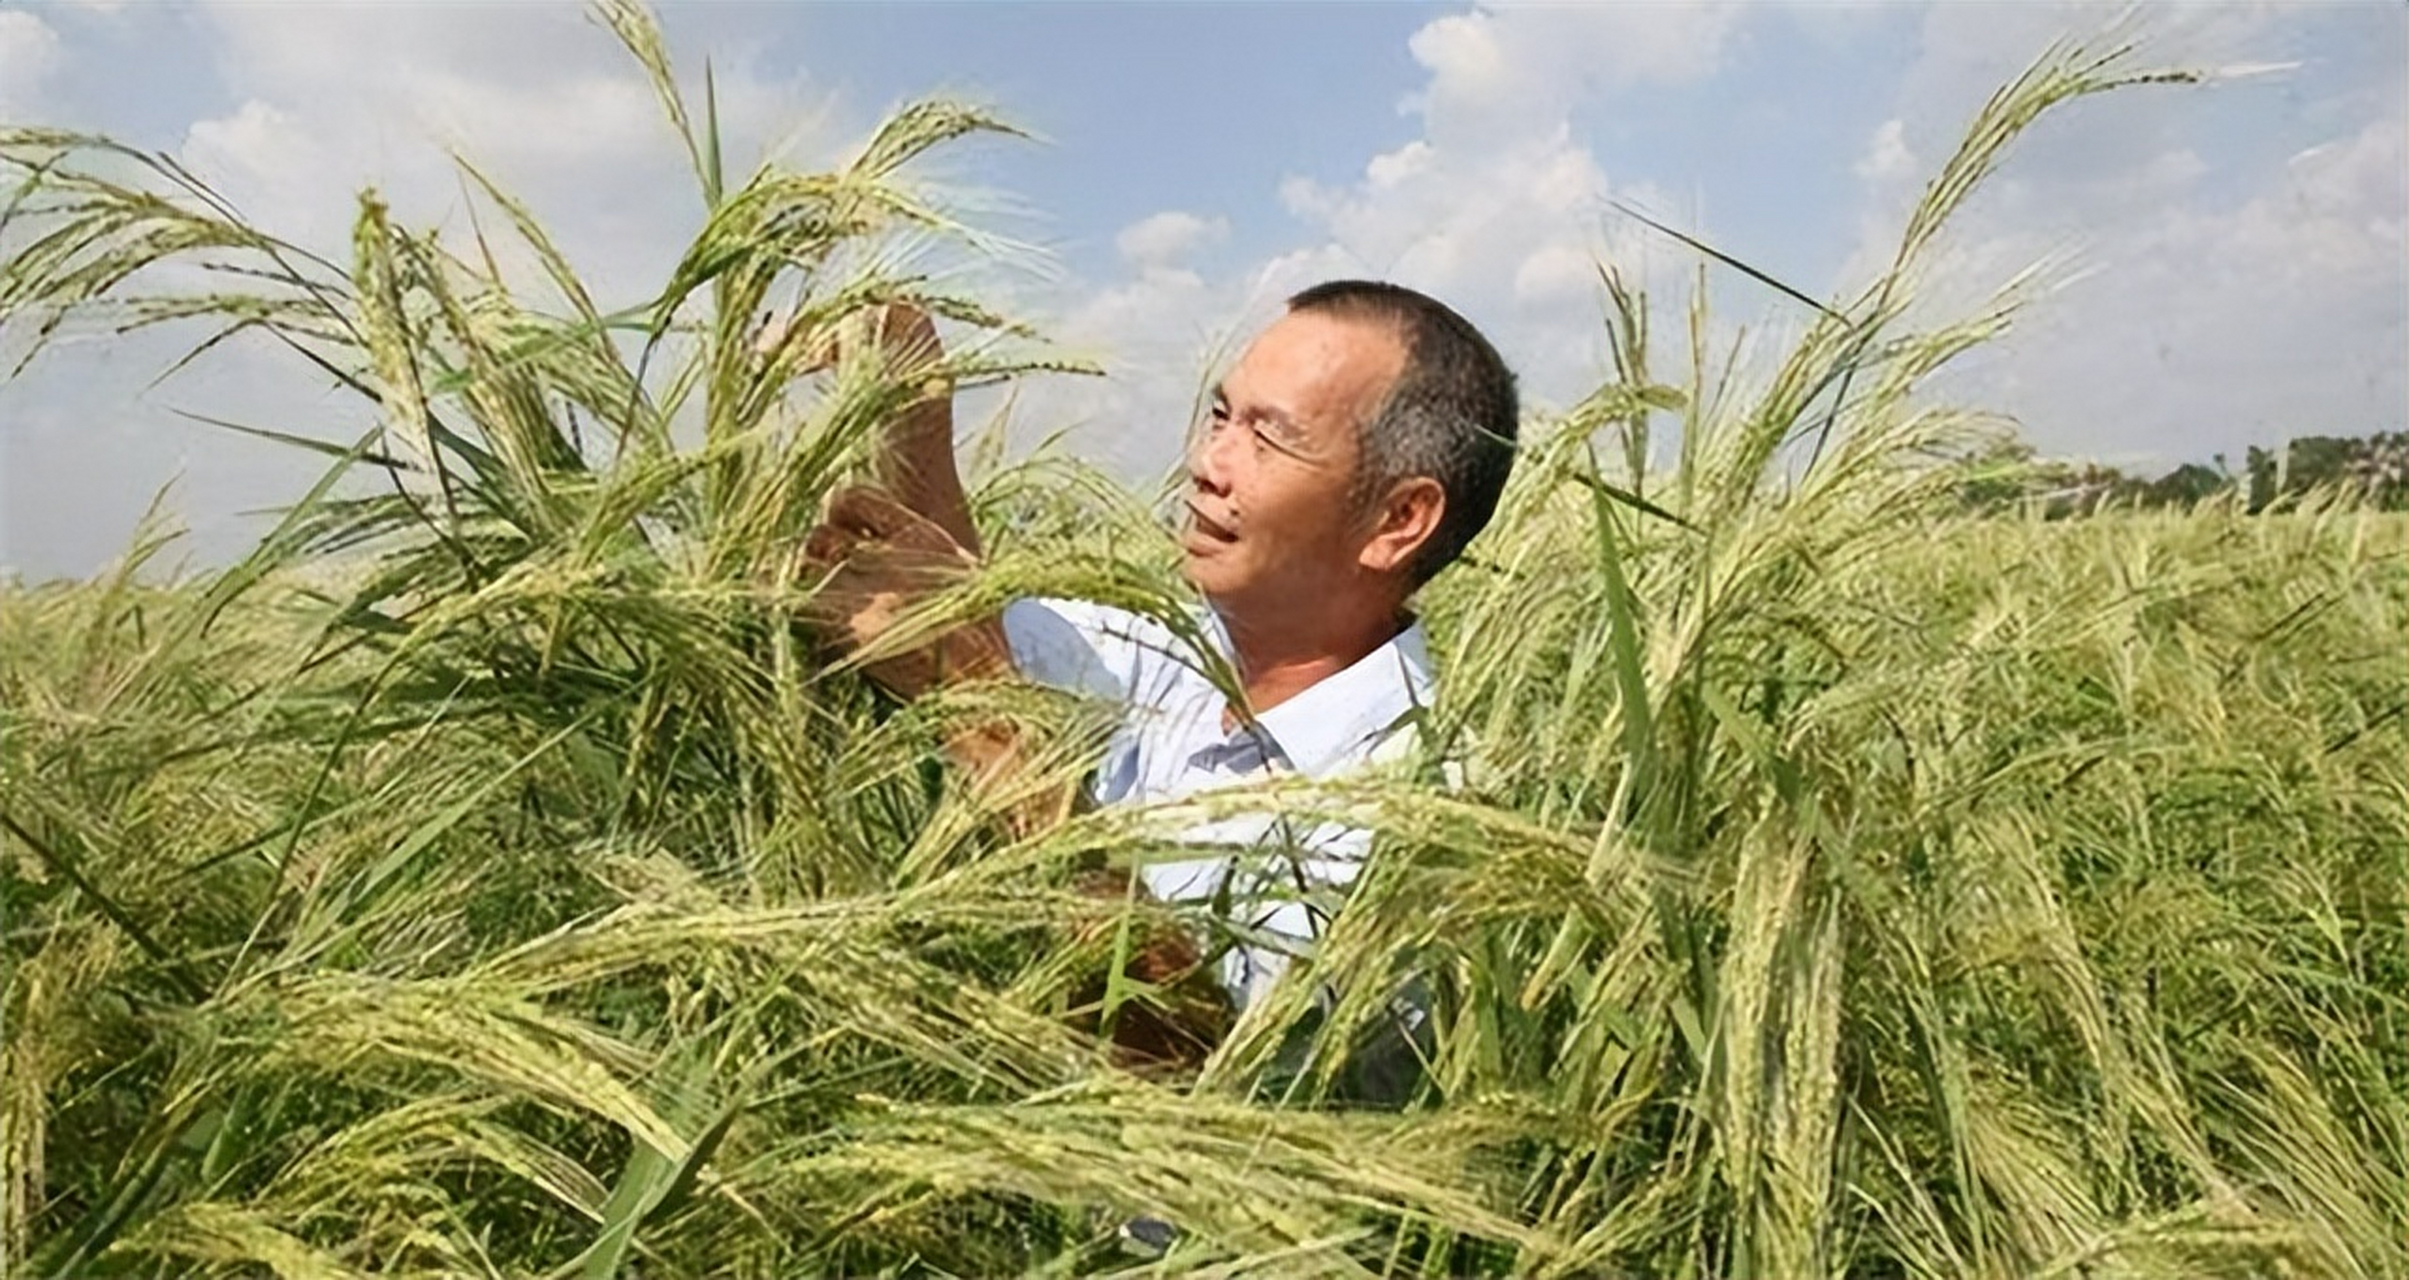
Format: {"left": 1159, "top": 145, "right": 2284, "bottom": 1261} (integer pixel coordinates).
{"left": 1181, "top": 309, "right": 1406, "bottom": 618}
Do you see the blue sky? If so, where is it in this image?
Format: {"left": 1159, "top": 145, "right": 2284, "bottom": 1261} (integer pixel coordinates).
{"left": 2, "top": 1, "right": 2402, "bottom": 578}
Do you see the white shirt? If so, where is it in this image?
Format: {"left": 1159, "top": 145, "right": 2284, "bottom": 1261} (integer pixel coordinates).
{"left": 1000, "top": 597, "right": 1433, "bottom": 1008}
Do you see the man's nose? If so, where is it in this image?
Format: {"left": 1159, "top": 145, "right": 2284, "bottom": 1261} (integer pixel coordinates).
{"left": 1187, "top": 424, "right": 1234, "bottom": 495}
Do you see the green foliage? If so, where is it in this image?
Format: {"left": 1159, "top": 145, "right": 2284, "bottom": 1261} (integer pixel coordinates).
{"left": 4, "top": 17, "right": 2404, "bottom": 1278}
{"left": 1958, "top": 432, "right": 2409, "bottom": 517}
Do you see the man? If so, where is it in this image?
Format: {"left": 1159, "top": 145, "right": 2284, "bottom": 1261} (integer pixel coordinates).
{"left": 800, "top": 281, "right": 1517, "bottom": 1045}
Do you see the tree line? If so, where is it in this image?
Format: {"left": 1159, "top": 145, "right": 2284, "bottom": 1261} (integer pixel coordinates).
{"left": 1960, "top": 431, "right": 2409, "bottom": 516}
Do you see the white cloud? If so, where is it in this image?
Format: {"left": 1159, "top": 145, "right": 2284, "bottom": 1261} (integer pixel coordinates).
{"left": 4, "top": 1, "right": 855, "bottom": 576}
{"left": 1855, "top": 118, "right": 1914, "bottom": 183}
{"left": 0, "top": 11, "right": 65, "bottom": 118}
{"left": 1255, "top": 7, "right": 1750, "bottom": 422}
{"left": 1851, "top": 3, "right": 2407, "bottom": 468}
{"left": 1017, "top": 247, "right": 1255, "bottom": 480}
{"left": 1022, "top": 5, "right": 1736, "bottom": 483}
{"left": 1272, "top": 124, "right": 1626, "bottom": 328}
{"left": 1513, "top": 242, "right": 1596, "bottom": 307}
{"left": 1406, "top": 3, "right": 1742, "bottom": 149}
{"left": 172, "top": 1, "right": 841, "bottom": 297}
{"left": 1031, "top": 0, "right": 2402, "bottom": 503}
{"left": 1116, "top": 211, "right": 1229, "bottom": 270}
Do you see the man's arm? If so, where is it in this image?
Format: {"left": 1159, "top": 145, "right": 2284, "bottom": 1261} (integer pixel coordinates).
{"left": 784, "top": 304, "right": 1047, "bottom": 828}
{"left": 778, "top": 299, "right": 1007, "bottom": 703}
{"left": 754, "top": 299, "right": 980, "bottom": 552}
{"left": 794, "top": 487, "right": 1061, "bottom": 838}
{"left": 786, "top": 313, "right": 1232, "bottom": 1060}
{"left": 854, "top": 303, "right": 982, "bottom": 556}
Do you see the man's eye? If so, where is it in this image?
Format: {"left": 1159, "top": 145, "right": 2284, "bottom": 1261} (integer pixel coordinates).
{"left": 1252, "top": 421, "right": 1310, "bottom": 458}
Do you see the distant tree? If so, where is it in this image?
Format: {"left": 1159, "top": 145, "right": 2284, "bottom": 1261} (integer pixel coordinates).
{"left": 1951, "top": 430, "right": 2403, "bottom": 517}
{"left": 2045, "top": 460, "right": 2133, "bottom": 518}
{"left": 2343, "top": 433, "right": 2407, "bottom": 508}
{"left": 2144, "top": 462, "right": 2225, "bottom": 508}
{"left": 1953, "top": 438, "right": 2043, "bottom": 513}
{"left": 2246, "top": 444, "right": 2279, "bottom": 513}
{"left": 2292, "top": 432, "right": 2407, "bottom": 509}
{"left": 2286, "top": 436, "right": 2359, "bottom": 490}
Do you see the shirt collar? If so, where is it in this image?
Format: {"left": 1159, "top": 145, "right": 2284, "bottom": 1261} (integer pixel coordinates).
{"left": 1203, "top": 613, "right": 1435, "bottom": 779}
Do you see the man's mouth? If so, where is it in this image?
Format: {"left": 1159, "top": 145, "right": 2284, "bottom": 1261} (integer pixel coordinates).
{"left": 1186, "top": 506, "right": 1238, "bottom": 544}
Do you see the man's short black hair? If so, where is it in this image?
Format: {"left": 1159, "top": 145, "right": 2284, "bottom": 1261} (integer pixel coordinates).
{"left": 1286, "top": 280, "right": 1519, "bottom": 587}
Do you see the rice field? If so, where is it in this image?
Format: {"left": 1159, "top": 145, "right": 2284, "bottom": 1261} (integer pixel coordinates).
{"left": 3, "top": 12, "right": 2403, "bottom": 1277}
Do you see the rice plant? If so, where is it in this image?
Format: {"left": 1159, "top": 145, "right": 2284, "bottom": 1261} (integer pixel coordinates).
{"left": 2, "top": 8, "right": 2401, "bottom": 1276}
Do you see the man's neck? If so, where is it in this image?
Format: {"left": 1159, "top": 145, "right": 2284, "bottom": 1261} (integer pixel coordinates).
{"left": 1215, "top": 596, "right": 1409, "bottom": 720}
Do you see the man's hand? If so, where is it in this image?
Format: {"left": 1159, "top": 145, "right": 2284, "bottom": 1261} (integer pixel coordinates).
{"left": 756, "top": 301, "right": 943, "bottom": 377}
{"left": 797, "top": 485, "right": 1003, "bottom": 699}
{"left": 1070, "top": 868, "right": 1235, "bottom": 1073}
{"left": 757, "top": 301, "right": 978, "bottom": 553}
{"left": 795, "top": 485, "right": 1072, "bottom": 839}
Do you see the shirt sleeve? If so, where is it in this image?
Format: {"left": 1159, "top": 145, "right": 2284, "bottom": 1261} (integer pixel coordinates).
{"left": 999, "top": 597, "right": 1191, "bottom": 707}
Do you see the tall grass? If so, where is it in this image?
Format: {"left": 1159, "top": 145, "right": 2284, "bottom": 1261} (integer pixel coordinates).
{"left": 3, "top": 10, "right": 2403, "bottom": 1276}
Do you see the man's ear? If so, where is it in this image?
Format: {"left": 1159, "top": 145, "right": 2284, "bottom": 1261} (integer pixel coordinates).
{"left": 1357, "top": 476, "right": 1445, "bottom": 576}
